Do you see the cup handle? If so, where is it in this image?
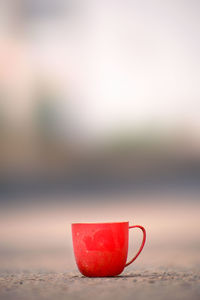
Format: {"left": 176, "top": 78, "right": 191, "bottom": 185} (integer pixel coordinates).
{"left": 125, "top": 225, "right": 146, "bottom": 267}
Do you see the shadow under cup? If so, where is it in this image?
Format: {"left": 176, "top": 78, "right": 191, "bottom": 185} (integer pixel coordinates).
{"left": 71, "top": 222, "right": 146, "bottom": 277}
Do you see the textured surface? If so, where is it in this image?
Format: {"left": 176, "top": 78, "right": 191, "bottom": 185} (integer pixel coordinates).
{"left": 1, "top": 193, "right": 199, "bottom": 300}
{"left": 0, "top": 268, "right": 200, "bottom": 300}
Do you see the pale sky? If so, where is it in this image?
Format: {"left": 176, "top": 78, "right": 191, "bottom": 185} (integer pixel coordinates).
{"left": 1, "top": 0, "right": 200, "bottom": 141}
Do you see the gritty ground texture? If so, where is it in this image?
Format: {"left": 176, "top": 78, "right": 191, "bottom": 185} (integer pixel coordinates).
{"left": 1, "top": 195, "right": 200, "bottom": 300}
{"left": 0, "top": 268, "right": 200, "bottom": 300}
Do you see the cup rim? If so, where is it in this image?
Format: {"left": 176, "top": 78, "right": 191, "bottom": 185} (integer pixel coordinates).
{"left": 71, "top": 221, "right": 129, "bottom": 225}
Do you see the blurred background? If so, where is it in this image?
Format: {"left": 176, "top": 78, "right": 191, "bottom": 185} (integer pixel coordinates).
{"left": 0, "top": 0, "right": 200, "bottom": 272}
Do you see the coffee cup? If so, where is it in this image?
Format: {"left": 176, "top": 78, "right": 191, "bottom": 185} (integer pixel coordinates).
{"left": 72, "top": 222, "right": 146, "bottom": 277}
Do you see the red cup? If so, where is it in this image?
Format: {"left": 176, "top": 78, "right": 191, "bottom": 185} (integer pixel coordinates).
{"left": 71, "top": 222, "right": 146, "bottom": 277}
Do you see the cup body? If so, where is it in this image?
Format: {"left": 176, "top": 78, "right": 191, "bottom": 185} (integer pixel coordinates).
{"left": 72, "top": 222, "right": 129, "bottom": 277}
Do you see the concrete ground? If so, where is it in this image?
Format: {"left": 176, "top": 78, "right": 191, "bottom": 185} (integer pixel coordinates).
{"left": 0, "top": 267, "right": 200, "bottom": 300}
{"left": 0, "top": 192, "right": 200, "bottom": 300}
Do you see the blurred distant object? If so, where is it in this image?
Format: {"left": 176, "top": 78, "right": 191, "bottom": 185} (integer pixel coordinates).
{"left": 0, "top": 0, "right": 200, "bottom": 195}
